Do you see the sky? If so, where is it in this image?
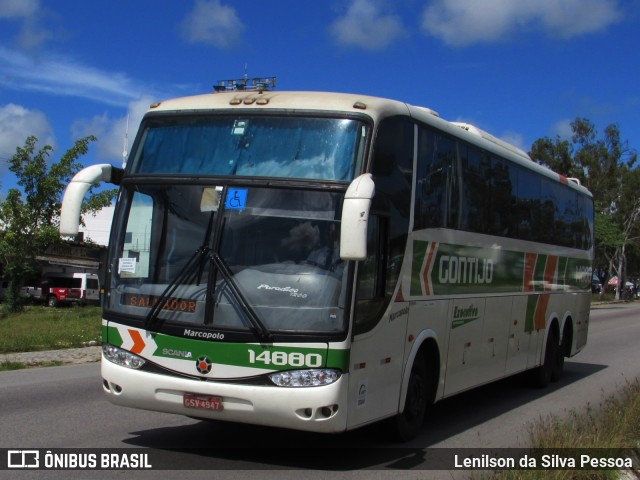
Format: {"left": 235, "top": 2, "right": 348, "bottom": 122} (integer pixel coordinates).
{"left": 1, "top": 0, "right": 639, "bottom": 197}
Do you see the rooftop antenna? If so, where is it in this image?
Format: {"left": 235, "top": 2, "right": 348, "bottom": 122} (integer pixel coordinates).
{"left": 122, "top": 114, "right": 129, "bottom": 168}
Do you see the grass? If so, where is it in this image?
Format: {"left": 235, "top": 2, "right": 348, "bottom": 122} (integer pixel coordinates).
{"left": 0, "top": 360, "right": 30, "bottom": 371}
{"left": 477, "top": 380, "right": 640, "bottom": 480}
{"left": 531, "top": 385, "right": 640, "bottom": 452}
{"left": 529, "top": 381, "right": 640, "bottom": 479}
{"left": 0, "top": 304, "right": 101, "bottom": 353}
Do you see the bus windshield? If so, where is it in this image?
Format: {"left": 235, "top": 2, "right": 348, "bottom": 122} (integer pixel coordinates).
{"left": 129, "top": 115, "right": 366, "bottom": 182}
{"left": 107, "top": 184, "right": 348, "bottom": 335}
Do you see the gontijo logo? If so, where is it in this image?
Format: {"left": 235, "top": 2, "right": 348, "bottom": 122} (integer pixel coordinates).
{"left": 412, "top": 241, "right": 500, "bottom": 296}
{"left": 439, "top": 255, "right": 494, "bottom": 285}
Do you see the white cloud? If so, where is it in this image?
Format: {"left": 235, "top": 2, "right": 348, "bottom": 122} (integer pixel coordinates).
{"left": 71, "top": 96, "right": 155, "bottom": 164}
{"left": 0, "top": 103, "right": 56, "bottom": 151}
{"left": 552, "top": 119, "right": 574, "bottom": 140}
{"left": 0, "top": 46, "right": 155, "bottom": 108}
{"left": 330, "top": 0, "right": 406, "bottom": 50}
{"left": 0, "top": 103, "right": 56, "bottom": 178}
{"left": 180, "top": 0, "right": 245, "bottom": 48}
{"left": 421, "top": 0, "right": 622, "bottom": 46}
{"left": 0, "top": 0, "right": 56, "bottom": 50}
{"left": 0, "top": 0, "right": 39, "bottom": 18}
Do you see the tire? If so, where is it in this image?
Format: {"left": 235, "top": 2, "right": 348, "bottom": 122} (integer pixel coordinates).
{"left": 47, "top": 295, "right": 59, "bottom": 308}
{"left": 551, "top": 331, "right": 565, "bottom": 382}
{"left": 531, "top": 327, "right": 559, "bottom": 388}
{"left": 393, "top": 352, "right": 430, "bottom": 442}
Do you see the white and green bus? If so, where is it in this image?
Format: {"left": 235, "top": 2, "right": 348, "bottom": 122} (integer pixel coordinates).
{"left": 60, "top": 87, "right": 593, "bottom": 440}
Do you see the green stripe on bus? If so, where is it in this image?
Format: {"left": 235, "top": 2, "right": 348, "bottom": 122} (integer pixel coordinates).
{"left": 105, "top": 324, "right": 349, "bottom": 371}
{"left": 326, "top": 347, "right": 350, "bottom": 371}
{"left": 105, "top": 325, "right": 123, "bottom": 347}
{"left": 525, "top": 295, "right": 537, "bottom": 333}
{"left": 412, "top": 240, "right": 591, "bottom": 296}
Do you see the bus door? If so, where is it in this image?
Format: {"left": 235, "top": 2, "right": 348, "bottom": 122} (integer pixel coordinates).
{"left": 347, "top": 115, "right": 414, "bottom": 428}
{"left": 348, "top": 215, "right": 409, "bottom": 427}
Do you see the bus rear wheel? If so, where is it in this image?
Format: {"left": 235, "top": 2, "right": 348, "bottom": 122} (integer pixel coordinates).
{"left": 531, "top": 327, "right": 560, "bottom": 388}
{"left": 393, "top": 352, "right": 430, "bottom": 441}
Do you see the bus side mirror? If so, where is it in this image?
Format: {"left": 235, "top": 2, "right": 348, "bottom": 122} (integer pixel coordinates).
{"left": 60, "top": 164, "right": 123, "bottom": 237}
{"left": 340, "top": 173, "right": 375, "bottom": 261}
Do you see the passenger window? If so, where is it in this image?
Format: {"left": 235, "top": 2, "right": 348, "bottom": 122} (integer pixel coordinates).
{"left": 490, "top": 157, "right": 516, "bottom": 236}
{"left": 416, "top": 128, "right": 445, "bottom": 229}
{"left": 514, "top": 168, "right": 541, "bottom": 241}
{"left": 460, "top": 147, "right": 492, "bottom": 233}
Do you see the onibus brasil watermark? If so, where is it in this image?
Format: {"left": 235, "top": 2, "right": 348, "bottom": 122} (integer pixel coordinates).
{"left": 6, "top": 450, "right": 152, "bottom": 470}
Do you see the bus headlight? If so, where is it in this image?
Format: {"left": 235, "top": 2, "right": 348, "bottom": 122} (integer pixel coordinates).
{"left": 103, "top": 344, "right": 146, "bottom": 369}
{"left": 268, "top": 369, "right": 340, "bottom": 387}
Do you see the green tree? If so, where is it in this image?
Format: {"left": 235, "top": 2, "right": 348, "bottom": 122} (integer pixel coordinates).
{"left": 0, "top": 135, "right": 116, "bottom": 312}
{"left": 530, "top": 118, "right": 639, "bottom": 298}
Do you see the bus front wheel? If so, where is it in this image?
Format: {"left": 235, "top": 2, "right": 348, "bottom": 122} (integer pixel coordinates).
{"left": 393, "top": 351, "right": 430, "bottom": 441}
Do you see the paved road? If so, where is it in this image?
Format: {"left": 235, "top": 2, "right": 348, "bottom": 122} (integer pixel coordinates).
{"left": 1, "top": 303, "right": 638, "bottom": 479}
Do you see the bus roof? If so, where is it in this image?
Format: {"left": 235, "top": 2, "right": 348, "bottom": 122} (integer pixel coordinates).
{"left": 146, "top": 91, "right": 592, "bottom": 197}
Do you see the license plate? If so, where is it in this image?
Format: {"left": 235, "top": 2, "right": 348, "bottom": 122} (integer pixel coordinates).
{"left": 183, "top": 393, "right": 223, "bottom": 411}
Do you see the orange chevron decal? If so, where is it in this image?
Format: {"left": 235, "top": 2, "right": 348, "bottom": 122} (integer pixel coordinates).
{"left": 422, "top": 242, "right": 438, "bottom": 295}
{"left": 128, "top": 329, "right": 146, "bottom": 354}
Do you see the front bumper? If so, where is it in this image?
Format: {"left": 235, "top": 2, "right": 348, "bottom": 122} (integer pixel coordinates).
{"left": 101, "top": 355, "right": 349, "bottom": 433}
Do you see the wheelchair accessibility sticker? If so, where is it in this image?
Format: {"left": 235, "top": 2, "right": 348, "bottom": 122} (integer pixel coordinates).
{"left": 225, "top": 188, "right": 247, "bottom": 210}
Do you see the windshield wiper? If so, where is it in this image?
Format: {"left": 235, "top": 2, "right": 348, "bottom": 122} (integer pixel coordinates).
{"left": 145, "top": 210, "right": 217, "bottom": 329}
{"left": 144, "top": 245, "right": 210, "bottom": 329}
{"left": 208, "top": 251, "right": 273, "bottom": 342}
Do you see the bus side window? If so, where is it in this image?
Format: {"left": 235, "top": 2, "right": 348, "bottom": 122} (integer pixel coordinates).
{"left": 415, "top": 126, "right": 457, "bottom": 229}
{"left": 459, "top": 145, "right": 491, "bottom": 233}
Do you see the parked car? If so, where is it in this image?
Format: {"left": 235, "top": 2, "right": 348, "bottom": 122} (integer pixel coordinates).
{"left": 22, "top": 273, "right": 101, "bottom": 307}
{"left": 41, "top": 276, "right": 83, "bottom": 307}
